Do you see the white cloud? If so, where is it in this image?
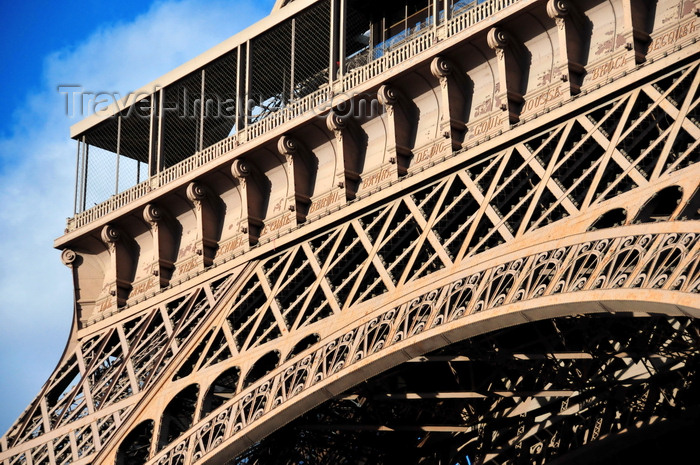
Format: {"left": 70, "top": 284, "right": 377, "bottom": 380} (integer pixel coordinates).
{"left": 0, "top": 0, "right": 272, "bottom": 435}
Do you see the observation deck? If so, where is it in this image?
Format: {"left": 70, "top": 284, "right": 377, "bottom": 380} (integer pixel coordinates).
{"left": 55, "top": 0, "right": 699, "bottom": 327}
{"left": 66, "top": 0, "right": 513, "bottom": 233}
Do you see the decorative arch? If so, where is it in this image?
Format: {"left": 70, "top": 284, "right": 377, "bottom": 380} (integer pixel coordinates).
{"left": 115, "top": 420, "right": 154, "bottom": 465}
{"left": 157, "top": 384, "right": 199, "bottom": 451}
{"left": 286, "top": 333, "right": 320, "bottom": 361}
{"left": 243, "top": 350, "right": 281, "bottom": 388}
{"left": 588, "top": 207, "right": 627, "bottom": 230}
{"left": 234, "top": 312, "right": 700, "bottom": 464}
{"left": 634, "top": 185, "right": 683, "bottom": 223}
{"left": 201, "top": 367, "right": 241, "bottom": 418}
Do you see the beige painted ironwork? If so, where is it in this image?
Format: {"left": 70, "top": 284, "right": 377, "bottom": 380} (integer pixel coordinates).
{"left": 2, "top": 0, "right": 699, "bottom": 463}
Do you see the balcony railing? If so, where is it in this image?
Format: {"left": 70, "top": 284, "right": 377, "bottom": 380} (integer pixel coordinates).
{"left": 66, "top": 0, "right": 519, "bottom": 232}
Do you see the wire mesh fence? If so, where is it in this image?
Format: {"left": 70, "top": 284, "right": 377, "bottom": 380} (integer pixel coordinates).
{"left": 161, "top": 72, "right": 202, "bottom": 169}
{"left": 118, "top": 96, "right": 152, "bottom": 181}
{"left": 250, "top": 0, "right": 331, "bottom": 123}
{"left": 345, "top": 1, "right": 371, "bottom": 72}
{"left": 293, "top": 0, "right": 331, "bottom": 100}
{"left": 78, "top": 119, "right": 118, "bottom": 212}
{"left": 202, "top": 50, "right": 239, "bottom": 149}
{"left": 250, "top": 20, "right": 293, "bottom": 123}
{"left": 75, "top": 97, "right": 151, "bottom": 214}
{"left": 371, "top": 0, "right": 434, "bottom": 59}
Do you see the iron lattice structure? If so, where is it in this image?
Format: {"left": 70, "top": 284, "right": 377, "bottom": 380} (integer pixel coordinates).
{"left": 2, "top": 0, "right": 700, "bottom": 464}
{"left": 237, "top": 315, "right": 700, "bottom": 465}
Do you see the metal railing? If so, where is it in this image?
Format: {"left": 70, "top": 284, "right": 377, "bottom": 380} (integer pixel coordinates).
{"left": 67, "top": 0, "right": 519, "bottom": 232}
{"left": 340, "top": 29, "right": 436, "bottom": 92}
{"left": 447, "top": 0, "right": 513, "bottom": 36}
{"left": 247, "top": 86, "right": 332, "bottom": 140}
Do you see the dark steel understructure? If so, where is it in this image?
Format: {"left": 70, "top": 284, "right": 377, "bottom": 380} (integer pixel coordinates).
{"left": 237, "top": 315, "right": 700, "bottom": 464}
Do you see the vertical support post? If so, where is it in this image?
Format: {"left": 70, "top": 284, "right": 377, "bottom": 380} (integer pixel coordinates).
{"left": 338, "top": 0, "right": 346, "bottom": 78}
{"left": 148, "top": 95, "right": 156, "bottom": 177}
{"left": 199, "top": 69, "right": 206, "bottom": 152}
{"left": 329, "top": 0, "right": 339, "bottom": 83}
{"left": 405, "top": 4, "right": 408, "bottom": 36}
{"left": 82, "top": 137, "right": 89, "bottom": 211}
{"left": 382, "top": 17, "right": 386, "bottom": 55}
{"left": 156, "top": 88, "right": 164, "bottom": 173}
{"left": 115, "top": 115, "right": 121, "bottom": 195}
{"left": 290, "top": 18, "right": 296, "bottom": 102}
{"left": 245, "top": 40, "right": 252, "bottom": 130}
{"left": 432, "top": 0, "right": 438, "bottom": 29}
{"left": 73, "top": 138, "right": 81, "bottom": 215}
{"left": 235, "top": 45, "right": 244, "bottom": 134}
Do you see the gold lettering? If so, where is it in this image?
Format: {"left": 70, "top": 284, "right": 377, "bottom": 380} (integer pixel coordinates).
{"left": 214, "top": 235, "right": 246, "bottom": 258}
{"left": 414, "top": 141, "right": 449, "bottom": 164}
{"left": 132, "top": 277, "right": 156, "bottom": 295}
{"left": 523, "top": 85, "right": 563, "bottom": 114}
{"left": 261, "top": 213, "right": 293, "bottom": 236}
{"left": 96, "top": 299, "right": 111, "bottom": 313}
{"left": 176, "top": 258, "right": 200, "bottom": 275}
{"left": 470, "top": 114, "right": 500, "bottom": 138}
{"left": 360, "top": 168, "right": 393, "bottom": 190}
{"left": 588, "top": 55, "right": 628, "bottom": 83}
{"left": 648, "top": 20, "right": 696, "bottom": 53}
{"left": 309, "top": 190, "right": 341, "bottom": 214}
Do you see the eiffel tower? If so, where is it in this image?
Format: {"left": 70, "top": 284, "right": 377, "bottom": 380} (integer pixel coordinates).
{"left": 2, "top": 0, "right": 700, "bottom": 463}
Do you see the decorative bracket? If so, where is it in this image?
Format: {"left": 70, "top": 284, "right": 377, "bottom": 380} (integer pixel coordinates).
{"left": 326, "top": 110, "right": 364, "bottom": 200}
{"left": 277, "top": 135, "right": 316, "bottom": 223}
{"left": 186, "top": 182, "right": 221, "bottom": 268}
{"left": 547, "top": 0, "right": 590, "bottom": 94}
{"left": 377, "top": 84, "right": 416, "bottom": 176}
{"left": 99, "top": 224, "right": 135, "bottom": 308}
{"left": 429, "top": 57, "right": 472, "bottom": 150}
{"left": 620, "top": 0, "right": 654, "bottom": 64}
{"left": 143, "top": 203, "right": 177, "bottom": 287}
{"left": 488, "top": 27, "right": 527, "bottom": 124}
{"left": 231, "top": 159, "right": 266, "bottom": 244}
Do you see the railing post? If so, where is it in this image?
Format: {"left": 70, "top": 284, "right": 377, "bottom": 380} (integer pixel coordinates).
{"left": 235, "top": 45, "right": 244, "bottom": 135}
{"left": 290, "top": 18, "right": 296, "bottom": 102}
{"left": 432, "top": 0, "right": 439, "bottom": 31}
{"left": 82, "top": 138, "right": 89, "bottom": 212}
{"left": 148, "top": 94, "right": 156, "bottom": 177}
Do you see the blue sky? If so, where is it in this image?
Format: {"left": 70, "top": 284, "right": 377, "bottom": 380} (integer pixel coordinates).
{"left": 0, "top": 0, "right": 275, "bottom": 436}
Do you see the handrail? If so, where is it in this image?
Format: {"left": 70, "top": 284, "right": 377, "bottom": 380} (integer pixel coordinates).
{"left": 66, "top": 0, "right": 519, "bottom": 232}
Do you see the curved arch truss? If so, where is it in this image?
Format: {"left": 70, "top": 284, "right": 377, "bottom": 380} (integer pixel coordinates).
{"left": 235, "top": 314, "right": 700, "bottom": 465}
{"left": 2, "top": 34, "right": 700, "bottom": 465}
{"left": 138, "top": 54, "right": 699, "bottom": 465}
